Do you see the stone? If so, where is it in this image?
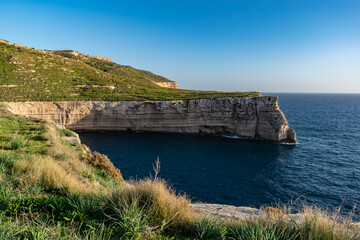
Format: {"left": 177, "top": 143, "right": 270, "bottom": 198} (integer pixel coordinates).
{"left": 152, "top": 81, "right": 179, "bottom": 89}
{"left": 5, "top": 96, "right": 296, "bottom": 143}
{"left": 190, "top": 203, "right": 260, "bottom": 220}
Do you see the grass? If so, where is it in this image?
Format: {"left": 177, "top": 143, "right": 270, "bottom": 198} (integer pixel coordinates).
{"left": 0, "top": 39, "right": 260, "bottom": 102}
{"left": 58, "top": 128, "right": 76, "bottom": 137}
{"left": 9, "top": 135, "right": 28, "bottom": 149}
{"left": 196, "top": 218, "right": 227, "bottom": 239}
{"left": 108, "top": 197, "right": 149, "bottom": 239}
{"left": 0, "top": 154, "right": 15, "bottom": 174}
{"left": 0, "top": 105, "right": 359, "bottom": 239}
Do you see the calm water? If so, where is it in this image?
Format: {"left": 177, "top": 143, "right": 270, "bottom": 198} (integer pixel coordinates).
{"left": 78, "top": 94, "right": 360, "bottom": 212}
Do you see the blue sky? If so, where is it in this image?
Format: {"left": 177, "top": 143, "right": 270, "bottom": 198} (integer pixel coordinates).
{"left": 1, "top": 0, "right": 359, "bottom": 93}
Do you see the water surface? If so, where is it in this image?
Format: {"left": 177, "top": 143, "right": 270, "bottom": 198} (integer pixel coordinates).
{"left": 78, "top": 93, "right": 360, "bottom": 212}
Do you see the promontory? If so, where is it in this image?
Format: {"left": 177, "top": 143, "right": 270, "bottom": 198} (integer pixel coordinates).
{"left": 0, "top": 39, "right": 296, "bottom": 143}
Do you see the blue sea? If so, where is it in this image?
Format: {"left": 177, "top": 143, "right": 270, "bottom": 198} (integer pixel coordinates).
{"left": 78, "top": 93, "right": 360, "bottom": 213}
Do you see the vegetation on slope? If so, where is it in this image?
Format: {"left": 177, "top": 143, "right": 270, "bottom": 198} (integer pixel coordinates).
{"left": 0, "top": 40, "right": 259, "bottom": 101}
{"left": 0, "top": 105, "right": 359, "bottom": 239}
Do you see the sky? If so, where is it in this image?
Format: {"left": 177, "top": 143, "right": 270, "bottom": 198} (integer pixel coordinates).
{"left": 0, "top": 0, "right": 359, "bottom": 93}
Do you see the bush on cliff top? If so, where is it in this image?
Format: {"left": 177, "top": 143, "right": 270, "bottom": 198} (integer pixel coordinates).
{"left": 81, "top": 151, "right": 124, "bottom": 181}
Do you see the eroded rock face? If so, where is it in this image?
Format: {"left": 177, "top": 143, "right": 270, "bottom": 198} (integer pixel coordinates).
{"left": 5, "top": 97, "right": 296, "bottom": 143}
{"left": 152, "top": 81, "right": 178, "bottom": 89}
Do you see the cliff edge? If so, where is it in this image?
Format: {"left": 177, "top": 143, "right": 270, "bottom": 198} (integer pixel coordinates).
{"left": 6, "top": 96, "right": 296, "bottom": 143}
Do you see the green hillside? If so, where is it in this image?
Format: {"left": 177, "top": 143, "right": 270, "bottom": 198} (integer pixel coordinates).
{"left": 0, "top": 40, "right": 259, "bottom": 101}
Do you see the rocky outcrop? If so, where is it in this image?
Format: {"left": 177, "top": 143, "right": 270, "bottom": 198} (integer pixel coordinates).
{"left": 191, "top": 203, "right": 260, "bottom": 220}
{"left": 191, "top": 203, "right": 306, "bottom": 225}
{"left": 5, "top": 97, "right": 296, "bottom": 143}
{"left": 152, "top": 81, "right": 178, "bottom": 89}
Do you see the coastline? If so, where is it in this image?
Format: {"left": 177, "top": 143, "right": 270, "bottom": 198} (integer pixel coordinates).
{"left": 5, "top": 97, "right": 296, "bottom": 143}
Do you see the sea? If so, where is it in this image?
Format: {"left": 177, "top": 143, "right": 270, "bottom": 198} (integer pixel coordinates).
{"left": 78, "top": 93, "right": 360, "bottom": 213}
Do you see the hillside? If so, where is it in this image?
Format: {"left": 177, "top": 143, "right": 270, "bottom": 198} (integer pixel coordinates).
{"left": 0, "top": 106, "right": 193, "bottom": 239}
{"left": 0, "top": 40, "right": 259, "bottom": 101}
{"left": 0, "top": 105, "right": 357, "bottom": 239}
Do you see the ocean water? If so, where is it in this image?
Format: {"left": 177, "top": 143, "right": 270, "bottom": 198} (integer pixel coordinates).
{"left": 78, "top": 93, "right": 360, "bottom": 212}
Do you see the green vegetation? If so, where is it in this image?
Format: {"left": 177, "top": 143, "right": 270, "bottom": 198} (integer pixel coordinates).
{"left": 0, "top": 38, "right": 356, "bottom": 238}
{"left": 0, "top": 105, "right": 359, "bottom": 239}
{"left": 0, "top": 40, "right": 260, "bottom": 102}
{"left": 58, "top": 128, "right": 76, "bottom": 137}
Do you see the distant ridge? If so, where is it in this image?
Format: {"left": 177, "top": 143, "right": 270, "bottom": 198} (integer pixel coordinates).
{"left": 48, "top": 50, "right": 114, "bottom": 63}
{"left": 0, "top": 39, "right": 259, "bottom": 101}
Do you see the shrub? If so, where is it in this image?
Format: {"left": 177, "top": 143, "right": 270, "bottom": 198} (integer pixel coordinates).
{"left": 81, "top": 152, "right": 123, "bottom": 181}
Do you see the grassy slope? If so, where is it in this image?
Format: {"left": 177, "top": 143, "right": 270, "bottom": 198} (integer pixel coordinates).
{"left": 0, "top": 106, "right": 358, "bottom": 239}
{"left": 0, "top": 106, "right": 193, "bottom": 239}
{"left": 0, "top": 40, "right": 260, "bottom": 102}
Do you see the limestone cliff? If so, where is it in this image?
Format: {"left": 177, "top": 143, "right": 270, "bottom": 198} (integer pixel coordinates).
{"left": 5, "top": 97, "right": 296, "bottom": 143}
{"left": 152, "top": 81, "right": 179, "bottom": 89}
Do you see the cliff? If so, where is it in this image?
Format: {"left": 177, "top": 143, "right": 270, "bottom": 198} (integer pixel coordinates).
{"left": 5, "top": 96, "right": 296, "bottom": 143}
{"left": 1, "top": 100, "right": 357, "bottom": 240}
{"left": 152, "top": 81, "right": 179, "bottom": 89}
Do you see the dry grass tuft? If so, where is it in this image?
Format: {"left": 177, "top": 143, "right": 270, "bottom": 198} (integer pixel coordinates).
{"left": 110, "top": 178, "right": 196, "bottom": 232}
{"left": 295, "top": 205, "right": 358, "bottom": 240}
{"left": 45, "top": 124, "right": 78, "bottom": 158}
{"left": 252, "top": 204, "right": 360, "bottom": 240}
{"left": 13, "top": 154, "right": 97, "bottom": 193}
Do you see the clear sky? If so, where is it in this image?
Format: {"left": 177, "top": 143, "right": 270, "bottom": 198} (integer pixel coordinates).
{"left": 1, "top": 0, "right": 359, "bottom": 93}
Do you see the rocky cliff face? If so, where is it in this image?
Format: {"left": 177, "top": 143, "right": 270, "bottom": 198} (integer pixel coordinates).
{"left": 5, "top": 97, "right": 296, "bottom": 143}
{"left": 152, "top": 81, "right": 179, "bottom": 89}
